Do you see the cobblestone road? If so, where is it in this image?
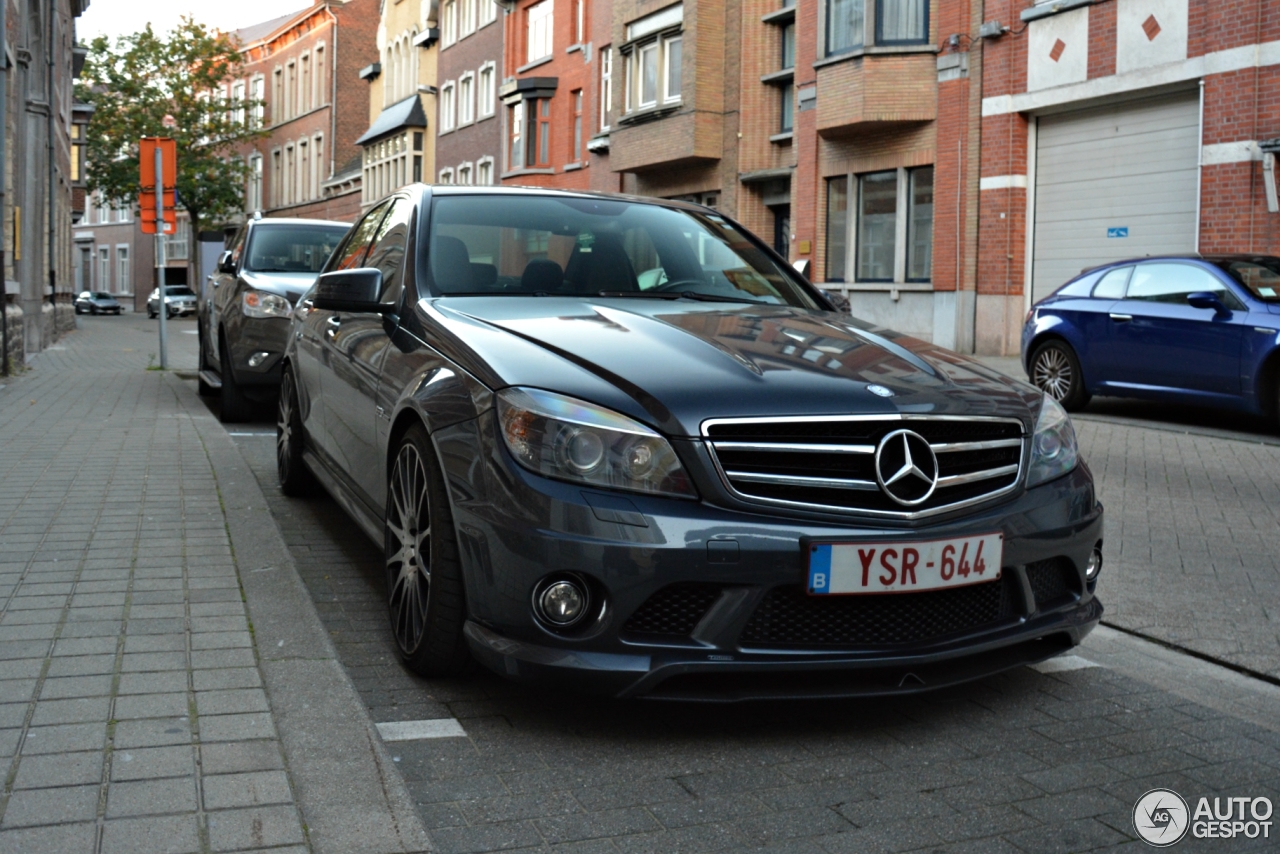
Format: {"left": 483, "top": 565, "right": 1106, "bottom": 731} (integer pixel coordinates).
{"left": 222, "top": 354, "right": 1280, "bottom": 854}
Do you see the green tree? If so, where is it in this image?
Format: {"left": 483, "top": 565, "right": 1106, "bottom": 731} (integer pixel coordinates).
{"left": 75, "top": 17, "right": 265, "bottom": 280}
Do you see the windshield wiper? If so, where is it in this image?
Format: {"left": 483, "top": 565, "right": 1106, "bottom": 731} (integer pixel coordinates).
{"left": 247, "top": 268, "right": 292, "bottom": 273}
{"left": 671, "top": 291, "right": 768, "bottom": 304}
{"left": 596, "top": 290, "right": 681, "bottom": 299}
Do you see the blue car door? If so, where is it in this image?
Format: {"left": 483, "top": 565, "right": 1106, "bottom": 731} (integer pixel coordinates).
{"left": 1072, "top": 265, "right": 1130, "bottom": 386}
{"left": 1106, "top": 261, "right": 1246, "bottom": 396}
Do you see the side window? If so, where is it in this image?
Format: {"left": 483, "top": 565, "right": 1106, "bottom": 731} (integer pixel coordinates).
{"left": 1127, "top": 263, "right": 1243, "bottom": 308}
{"left": 1092, "top": 266, "right": 1130, "bottom": 299}
{"left": 364, "top": 198, "right": 415, "bottom": 305}
{"left": 330, "top": 202, "right": 391, "bottom": 271}
{"left": 227, "top": 227, "right": 248, "bottom": 268}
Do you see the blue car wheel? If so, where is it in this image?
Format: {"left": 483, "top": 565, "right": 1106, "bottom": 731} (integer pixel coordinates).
{"left": 1030, "top": 340, "right": 1090, "bottom": 411}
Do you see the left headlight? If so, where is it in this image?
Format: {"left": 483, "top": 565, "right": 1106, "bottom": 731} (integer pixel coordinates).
{"left": 242, "top": 289, "right": 292, "bottom": 319}
{"left": 1026, "top": 394, "right": 1078, "bottom": 487}
{"left": 496, "top": 387, "right": 697, "bottom": 499}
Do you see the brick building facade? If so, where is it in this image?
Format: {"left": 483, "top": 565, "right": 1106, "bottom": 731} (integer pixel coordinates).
{"left": 231, "top": 0, "right": 379, "bottom": 225}
{"left": 435, "top": 0, "right": 504, "bottom": 186}
{"left": 498, "top": 0, "right": 617, "bottom": 191}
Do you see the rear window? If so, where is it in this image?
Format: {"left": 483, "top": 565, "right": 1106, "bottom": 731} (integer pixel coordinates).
{"left": 1213, "top": 258, "right": 1280, "bottom": 302}
{"left": 245, "top": 224, "right": 349, "bottom": 273}
{"left": 166, "top": 287, "right": 195, "bottom": 297}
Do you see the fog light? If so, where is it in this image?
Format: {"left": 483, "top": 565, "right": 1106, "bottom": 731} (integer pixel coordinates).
{"left": 1086, "top": 547, "right": 1102, "bottom": 580}
{"left": 536, "top": 579, "right": 587, "bottom": 626}
{"left": 248, "top": 351, "right": 271, "bottom": 368}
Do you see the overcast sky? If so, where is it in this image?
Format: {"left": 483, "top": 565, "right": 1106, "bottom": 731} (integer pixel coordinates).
{"left": 77, "top": 0, "right": 312, "bottom": 43}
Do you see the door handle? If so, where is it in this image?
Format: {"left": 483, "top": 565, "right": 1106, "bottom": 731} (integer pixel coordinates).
{"left": 1109, "top": 313, "right": 1133, "bottom": 322}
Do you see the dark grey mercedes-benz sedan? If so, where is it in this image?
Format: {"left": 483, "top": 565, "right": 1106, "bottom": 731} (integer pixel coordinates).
{"left": 278, "top": 185, "right": 1103, "bottom": 701}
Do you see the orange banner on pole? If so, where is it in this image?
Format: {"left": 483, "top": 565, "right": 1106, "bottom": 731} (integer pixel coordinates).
{"left": 139, "top": 137, "right": 177, "bottom": 235}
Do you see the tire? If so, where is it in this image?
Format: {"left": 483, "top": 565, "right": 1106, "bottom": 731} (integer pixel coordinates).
{"left": 1029, "top": 340, "right": 1090, "bottom": 411}
{"left": 385, "top": 424, "right": 470, "bottom": 676}
{"left": 276, "top": 366, "right": 317, "bottom": 497}
{"left": 147, "top": 307, "right": 156, "bottom": 319}
{"left": 196, "top": 326, "right": 217, "bottom": 397}
{"left": 90, "top": 306, "right": 98, "bottom": 315}
{"left": 74, "top": 305, "right": 83, "bottom": 315}
{"left": 218, "top": 333, "right": 255, "bottom": 423}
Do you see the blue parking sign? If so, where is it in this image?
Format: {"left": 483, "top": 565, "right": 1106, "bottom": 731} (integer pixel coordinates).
{"left": 1107, "top": 227, "right": 1129, "bottom": 238}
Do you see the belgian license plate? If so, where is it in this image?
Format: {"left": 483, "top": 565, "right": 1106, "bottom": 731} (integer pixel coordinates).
{"left": 807, "top": 533, "right": 1003, "bottom": 595}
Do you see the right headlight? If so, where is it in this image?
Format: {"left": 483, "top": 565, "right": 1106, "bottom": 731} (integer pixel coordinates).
{"left": 242, "top": 289, "right": 292, "bottom": 319}
{"left": 496, "top": 387, "right": 697, "bottom": 499}
{"left": 1026, "top": 394, "right": 1079, "bottom": 487}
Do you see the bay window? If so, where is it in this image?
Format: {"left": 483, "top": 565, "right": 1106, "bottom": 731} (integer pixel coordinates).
{"left": 622, "top": 4, "right": 683, "bottom": 114}
{"left": 824, "top": 0, "right": 927, "bottom": 56}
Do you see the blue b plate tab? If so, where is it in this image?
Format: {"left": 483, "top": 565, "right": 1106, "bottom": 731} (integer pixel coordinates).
{"left": 808, "top": 543, "right": 833, "bottom": 594}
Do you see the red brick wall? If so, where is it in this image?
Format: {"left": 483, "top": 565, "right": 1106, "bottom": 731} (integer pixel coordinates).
{"left": 436, "top": 12, "right": 505, "bottom": 182}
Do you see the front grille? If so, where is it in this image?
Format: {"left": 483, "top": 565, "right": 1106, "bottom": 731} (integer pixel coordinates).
{"left": 705, "top": 416, "right": 1024, "bottom": 518}
{"left": 739, "top": 578, "right": 1017, "bottom": 649}
{"left": 622, "top": 584, "right": 721, "bottom": 637}
{"left": 1026, "top": 558, "right": 1077, "bottom": 609}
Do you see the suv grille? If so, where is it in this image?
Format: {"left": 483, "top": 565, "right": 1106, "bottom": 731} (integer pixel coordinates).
{"left": 704, "top": 416, "right": 1024, "bottom": 518}
{"left": 622, "top": 584, "right": 721, "bottom": 637}
{"left": 739, "top": 578, "right": 1017, "bottom": 649}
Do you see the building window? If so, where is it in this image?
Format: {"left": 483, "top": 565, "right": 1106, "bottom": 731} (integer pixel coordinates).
{"left": 459, "top": 73, "right": 474, "bottom": 125}
{"left": 599, "top": 47, "right": 612, "bottom": 130}
{"left": 272, "top": 69, "right": 283, "bottom": 124}
{"left": 98, "top": 247, "right": 110, "bottom": 292}
{"left": 286, "top": 61, "right": 296, "bottom": 119}
{"left": 271, "top": 149, "right": 282, "bottom": 207}
{"left": 825, "top": 0, "right": 926, "bottom": 55}
{"left": 906, "top": 167, "right": 933, "bottom": 281}
{"left": 300, "top": 53, "right": 311, "bottom": 113}
{"left": 526, "top": 0, "right": 553, "bottom": 63}
{"left": 70, "top": 124, "right": 82, "bottom": 182}
{"left": 116, "top": 247, "right": 130, "bottom": 294}
{"left": 478, "top": 62, "right": 495, "bottom": 117}
{"left": 441, "top": 81, "right": 456, "bottom": 132}
{"left": 510, "top": 101, "right": 524, "bottom": 168}
{"left": 535, "top": 98, "right": 551, "bottom": 166}
{"left": 477, "top": 156, "right": 494, "bottom": 185}
{"left": 458, "top": 162, "right": 473, "bottom": 184}
{"left": 232, "top": 81, "right": 246, "bottom": 125}
{"left": 439, "top": 167, "right": 454, "bottom": 184}
{"left": 622, "top": 5, "right": 683, "bottom": 114}
{"left": 480, "top": 0, "right": 497, "bottom": 26}
{"left": 461, "top": 0, "right": 476, "bottom": 35}
{"left": 443, "top": 0, "right": 457, "bottom": 45}
{"left": 251, "top": 76, "right": 265, "bottom": 127}
{"left": 571, "top": 90, "right": 583, "bottom": 162}
{"left": 248, "top": 154, "right": 263, "bottom": 211}
{"left": 315, "top": 46, "right": 326, "bottom": 107}
{"left": 856, "top": 171, "right": 896, "bottom": 281}
{"left": 780, "top": 85, "right": 793, "bottom": 133}
{"left": 573, "top": 0, "right": 586, "bottom": 43}
{"left": 825, "top": 176, "right": 848, "bottom": 282}
{"left": 782, "top": 21, "right": 795, "bottom": 68}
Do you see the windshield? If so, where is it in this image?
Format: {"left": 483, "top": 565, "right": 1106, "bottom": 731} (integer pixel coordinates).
{"left": 166, "top": 287, "right": 195, "bottom": 297}
{"left": 426, "top": 195, "right": 819, "bottom": 308}
{"left": 92, "top": 292, "right": 113, "bottom": 300}
{"left": 245, "top": 224, "right": 349, "bottom": 273}
{"left": 1212, "top": 258, "right": 1280, "bottom": 302}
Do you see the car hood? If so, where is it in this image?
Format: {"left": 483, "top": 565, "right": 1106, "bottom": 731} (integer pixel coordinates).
{"left": 241, "top": 271, "right": 320, "bottom": 302}
{"left": 423, "top": 297, "right": 1041, "bottom": 437}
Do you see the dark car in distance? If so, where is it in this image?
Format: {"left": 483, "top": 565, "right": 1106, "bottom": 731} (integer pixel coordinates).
{"left": 197, "top": 217, "right": 349, "bottom": 422}
{"left": 74, "top": 291, "right": 122, "bottom": 315}
{"left": 1023, "top": 255, "right": 1280, "bottom": 418}
{"left": 277, "top": 185, "right": 1104, "bottom": 700}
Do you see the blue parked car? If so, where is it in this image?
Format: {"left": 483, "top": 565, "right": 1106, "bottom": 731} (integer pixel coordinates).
{"left": 1022, "top": 255, "right": 1280, "bottom": 416}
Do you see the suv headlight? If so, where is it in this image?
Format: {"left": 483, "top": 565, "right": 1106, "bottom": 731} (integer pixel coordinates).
{"left": 496, "top": 387, "right": 696, "bottom": 498}
{"left": 1026, "top": 394, "right": 1078, "bottom": 487}
{"left": 242, "top": 289, "right": 292, "bottom": 319}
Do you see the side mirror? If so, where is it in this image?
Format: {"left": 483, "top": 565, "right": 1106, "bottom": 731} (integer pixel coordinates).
{"left": 217, "top": 252, "right": 236, "bottom": 275}
{"left": 825, "top": 289, "right": 851, "bottom": 313}
{"left": 1186, "top": 291, "right": 1229, "bottom": 315}
{"left": 312, "top": 268, "right": 390, "bottom": 313}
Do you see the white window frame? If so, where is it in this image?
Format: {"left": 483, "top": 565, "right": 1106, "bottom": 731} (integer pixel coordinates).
{"left": 458, "top": 72, "right": 475, "bottom": 125}
{"left": 477, "top": 156, "right": 494, "bottom": 185}
{"left": 664, "top": 36, "right": 682, "bottom": 103}
{"left": 440, "top": 81, "right": 456, "bottom": 132}
{"left": 461, "top": 0, "right": 476, "bottom": 36}
{"left": 442, "top": 0, "right": 458, "bottom": 46}
{"left": 116, "top": 245, "right": 130, "bottom": 294}
{"left": 622, "top": 6, "right": 683, "bottom": 115}
{"left": 314, "top": 44, "right": 326, "bottom": 108}
{"left": 458, "top": 161, "right": 474, "bottom": 185}
{"left": 97, "top": 246, "right": 110, "bottom": 292}
{"left": 600, "top": 47, "right": 612, "bottom": 131}
{"left": 231, "top": 80, "right": 246, "bottom": 125}
{"left": 251, "top": 75, "right": 265, "bottom": 128}
{"left": 248, "top": 153, "right": 263, "bottom": 212}
{"left": 299, "top": 51, "right": 311, "bottom": 114}
{"left": 481, "top": 0, "right": 497, "bottom": 25}
{"left": 477, "top": 62, "right": 496, "bottom": 118}
{"left": 526, "top": 0, "right": 553, "bottom": 62}
{"left": 438, "top": 167, "right": 454, "bottom": 184}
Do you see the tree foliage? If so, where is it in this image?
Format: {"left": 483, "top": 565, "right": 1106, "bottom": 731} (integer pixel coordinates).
{"left": 75, "top": 17, "right": 265, "bottom": 229}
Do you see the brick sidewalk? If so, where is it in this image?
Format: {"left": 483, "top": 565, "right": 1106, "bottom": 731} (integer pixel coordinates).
{"left": 0, "top": 315, "right": 427, "bottom": 854}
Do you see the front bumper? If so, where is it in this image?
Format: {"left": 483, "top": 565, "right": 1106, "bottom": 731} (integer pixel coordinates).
{"left": 436, "top": 417, "right": 1105, "bottom": 701}
{"left": 225, "top": 315, "right": 291, "bottom": 389}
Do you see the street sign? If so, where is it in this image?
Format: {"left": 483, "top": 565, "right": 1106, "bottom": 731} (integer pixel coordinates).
{"left": 139, "top": 137, "right": 177, "bottom": 235}
{"left": 1107, "top": 227, "right": 1129, "bottom": 238}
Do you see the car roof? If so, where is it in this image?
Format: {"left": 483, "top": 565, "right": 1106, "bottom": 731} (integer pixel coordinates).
{"left": 402, "top": 182, "right": 715, "bottom": 215}
{"left": 250, "top": 217, "right": 351, "bottom": 228}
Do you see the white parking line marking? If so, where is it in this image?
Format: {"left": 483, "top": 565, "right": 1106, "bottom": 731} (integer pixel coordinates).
{"left": 182, "top": 330, "right": 198, "bottom": 334}
{"left": 376, "top": 719, "right": 468, "bottom": 741}
{"left": 227, "top": 432, "right": 275, "bottom": 437}
{"left": 1031, "top": 654, "right": 1100, "bottom": 674}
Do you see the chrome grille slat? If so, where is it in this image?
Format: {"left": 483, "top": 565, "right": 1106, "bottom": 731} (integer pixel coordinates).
{"left": 703, "top": 415, "right": 1026, "bottom": 519}
{"left": 724, "top": 471, "right": 879, "bottom": 491}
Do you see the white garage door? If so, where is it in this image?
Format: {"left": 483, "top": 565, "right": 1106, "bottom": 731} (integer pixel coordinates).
{"left": 1031, "top": 91, "right": 1200, "bottom": 303}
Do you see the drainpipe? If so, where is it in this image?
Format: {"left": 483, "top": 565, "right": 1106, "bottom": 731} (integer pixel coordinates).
{"left": 46, "top": 0, "right": 55, "bottom": 319}
{"left": 1194, "top": 78, "right": 1204, "bottom": 253}
{"left": 0, "top": 0, "right": 8, "bottom": 376}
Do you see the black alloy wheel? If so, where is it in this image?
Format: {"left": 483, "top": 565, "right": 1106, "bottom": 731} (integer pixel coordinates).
{"left": 276, "top": 366, "right": 316, "bottom": 497}
{"left": 218, "top": 333, "right": 255, "bottom": 423}
{"left": 1030, "top": 340, "right": 1090, "bottom": 411}
{"left": 384, "top": 424, "right": 469, "bottom": 676}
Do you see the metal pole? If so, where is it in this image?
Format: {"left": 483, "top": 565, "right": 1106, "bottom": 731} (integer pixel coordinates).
{"left": 155, "top": 145, "right": 167, "bottom": 369}
{"left": 0, "top": 0, "right": 9, "bottom": 377}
